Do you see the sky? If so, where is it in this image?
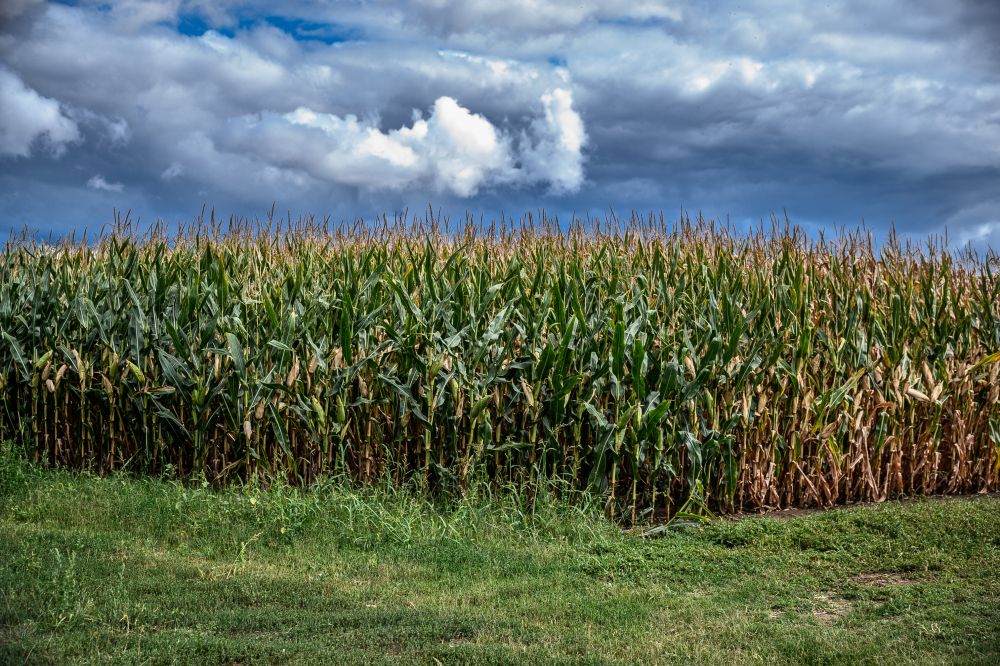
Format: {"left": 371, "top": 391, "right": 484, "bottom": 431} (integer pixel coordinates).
{"left": 1, "top": 0, "right": 998, "bottom": 248}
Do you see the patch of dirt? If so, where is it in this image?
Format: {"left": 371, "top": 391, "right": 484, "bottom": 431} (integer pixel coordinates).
{"left": 850, "top": 572, "right": 919, "bottom": 587}
{"left": 811, "top": 592, "right": 852, "bottom": 624}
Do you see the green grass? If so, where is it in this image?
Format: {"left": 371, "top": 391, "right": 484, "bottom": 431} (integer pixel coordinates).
{"left": 1, "top": 449, "right": 999, "bottom": 665}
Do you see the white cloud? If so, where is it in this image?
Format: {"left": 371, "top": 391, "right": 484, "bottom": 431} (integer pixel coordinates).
{"left": 76, "top": 0, "right": 182, "bottom": 32}
{"left": 957, "top": 221, "right": 1000, "bottom": 248}
{"left": 119, "top": 0, "right": 181, "bottom": 28}
{"left": 522, "top": 87, "right": 587, "bottom": 193}
{"left": 942, "top": 200, "right": 1000, "bottom": 251}
{"left": 87, "top": 174, "right": 125, "bottom": 192}
{"left": 437, "top": 50, "right": 541, "bottom": 87}
{"left": 105, "top": 117, "right": 131, "bottom": 145}
{"left": 224, "top": 89, "right": 586, "bottom": 197}
{"left": 161, "top": 162, "right": 183, "bottom": 180}
{"left": 391, "top": 0, "right": 682, "bottom": 37}
{"left": 0, "top": 66, "right": 79, "bottom": 157}
{"left": 66, "top": 108, "right": 131, "bottom": 146}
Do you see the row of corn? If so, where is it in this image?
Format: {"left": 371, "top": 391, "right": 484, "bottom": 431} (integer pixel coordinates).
{"left": 1, "top": 210, "right": 998, "bottom": 520}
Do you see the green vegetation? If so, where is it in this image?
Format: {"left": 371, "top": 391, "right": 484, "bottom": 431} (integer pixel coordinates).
{"left": 1, "top": 450, "right": 998, "bottom": 664}
{"left": 1, "top": 212, "right": 999, "bottom": 519}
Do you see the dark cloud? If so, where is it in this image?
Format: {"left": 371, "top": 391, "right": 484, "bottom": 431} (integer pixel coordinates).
{"left": 0, "top": 1, "right": 996, "bottom": 248}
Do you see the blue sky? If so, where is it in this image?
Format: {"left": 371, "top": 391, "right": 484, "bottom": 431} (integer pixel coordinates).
{"left": 1, "top": 1, "right": 998, "bottom": 248}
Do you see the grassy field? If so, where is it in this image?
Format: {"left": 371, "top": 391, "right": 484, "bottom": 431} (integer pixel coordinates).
{"left": 2, "top": 449, "right": 999, "bottom": 665}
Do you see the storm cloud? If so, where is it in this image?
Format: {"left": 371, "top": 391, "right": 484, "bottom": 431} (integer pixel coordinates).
{"left": 0, "top": 1, "right": 997, "bottom": 247}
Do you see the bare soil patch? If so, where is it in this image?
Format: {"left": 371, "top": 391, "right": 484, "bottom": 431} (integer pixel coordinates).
{"left": 811, "top": 592, "right": 852, "bottom": 624}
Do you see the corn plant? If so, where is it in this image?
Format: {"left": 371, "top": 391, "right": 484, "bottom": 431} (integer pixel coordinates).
{"left": 1, "top": 210, "right": 998, "bottom": 521}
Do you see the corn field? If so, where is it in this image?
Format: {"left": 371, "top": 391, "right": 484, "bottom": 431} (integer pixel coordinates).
{"left": 1, "top": 210, "right": 999, "bottom": 521}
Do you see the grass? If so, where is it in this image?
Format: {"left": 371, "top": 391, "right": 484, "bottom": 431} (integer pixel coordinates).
{"left": 1, "top": 448, "right": 999, "bottom": 665}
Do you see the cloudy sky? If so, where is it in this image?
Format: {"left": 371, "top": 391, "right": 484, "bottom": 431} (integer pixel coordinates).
{"left": 1, "top": 1, "right": 998, "bottom": 247}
